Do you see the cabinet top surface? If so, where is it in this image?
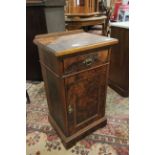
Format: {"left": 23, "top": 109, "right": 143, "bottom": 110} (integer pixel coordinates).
{"left": 34, "top": 30, "right": 118, "bottom": 57}
{"left": 110, "top": 22, "right": 129, "bottom": 29}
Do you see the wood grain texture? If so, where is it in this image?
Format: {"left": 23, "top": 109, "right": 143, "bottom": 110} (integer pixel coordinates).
{"left": 65, "top": 15, "right": 107, "bottom": 35}
{"left": 65, "top": 65, "right": 108, "bottom": 135}
{"left": 34, "top": 31, "right": 118, "bottom": 149}
{"left": 65, "top": 0, "right": 99, "bottom": 17}
{"left": 63, "top": 49, "right": 108, "bottom": 74}
{"left": 109, "top": 26, "right": 129, "bottom": 97}
{"left": 34, "top": 30, "right": 118, "bottom": 57}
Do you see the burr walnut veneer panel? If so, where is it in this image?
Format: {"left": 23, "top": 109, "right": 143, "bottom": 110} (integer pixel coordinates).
{"left": 34, "top": 30, "right": 118, "bottom": 148}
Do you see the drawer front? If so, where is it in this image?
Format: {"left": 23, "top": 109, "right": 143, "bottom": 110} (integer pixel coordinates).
{"left": 65, "top": 65, "right": 108, "bottom": 135}
{"left": 63, "top": 49, "right": 109, "bottom": 74}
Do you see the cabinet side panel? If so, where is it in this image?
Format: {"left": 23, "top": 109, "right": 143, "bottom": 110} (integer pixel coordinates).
{"left": 38, "top": 49, "right": 67, "bottom": 135}
{"left": 109, "top": 27, "right": 129, "bottom": 96}
{"left": 44, "top": 69, "right": 67, "bottom": 134}
{"left": 38, "top": 48, "right": 63, "bottom": 75}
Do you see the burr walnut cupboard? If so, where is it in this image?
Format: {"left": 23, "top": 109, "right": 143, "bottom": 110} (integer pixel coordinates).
{"left": 34, "top": 30, "right": 118, "bottom": 148}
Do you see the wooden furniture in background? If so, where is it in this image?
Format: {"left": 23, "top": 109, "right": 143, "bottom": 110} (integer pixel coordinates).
{"left": 109, "top": 22, "right": 129, "bottom": 97}
{"left": 65, "top": 0, "right": 111, "bottom": 36}
{"left": 34, "top": 30, "right": 118, "bottom": 148}
{"left": 65, "top": 0, "right": 100, "bottom": 17}
{"left": 65, "top": 15, "right": 107, "bottom": 35}
{"left": 26, "top": 0, "right": 65, "bottom": 81}
{"left": 26, "top": 1, "right": 47, "bottom": 81}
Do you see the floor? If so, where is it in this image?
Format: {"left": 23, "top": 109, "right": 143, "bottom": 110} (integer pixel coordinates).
{"left": 26, "top": 81, "right": 129, "bottom": 155}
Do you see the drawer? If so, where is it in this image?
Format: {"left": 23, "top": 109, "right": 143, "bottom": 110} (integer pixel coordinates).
{"left": 63, "top": 49, "right": 109, "bottom": 74}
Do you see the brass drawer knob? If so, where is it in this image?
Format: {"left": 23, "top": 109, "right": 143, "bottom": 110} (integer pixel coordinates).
{"left": 68, "top": 105, "right": 73, "bottom": 114}
{"left": 83, "top": 57, "right": 93, "bottom": 66}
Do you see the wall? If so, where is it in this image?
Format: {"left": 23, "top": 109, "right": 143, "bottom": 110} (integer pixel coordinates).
{"left": 45, "top": 7, "right": 65, "bottom": 33}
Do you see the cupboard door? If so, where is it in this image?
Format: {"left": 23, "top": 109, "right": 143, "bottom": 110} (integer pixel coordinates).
{"left": 65, "top": 65, "right": 108, "bottom": 135}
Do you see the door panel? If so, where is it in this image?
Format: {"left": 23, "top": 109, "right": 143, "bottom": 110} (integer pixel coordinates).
{"left": 65, "top": 65, "right": 108, "bottom": 134}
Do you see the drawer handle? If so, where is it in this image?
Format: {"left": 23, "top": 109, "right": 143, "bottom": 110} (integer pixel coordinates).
{"left": 68, "top": 105, "right": 73, "bottom": 114}
{"left": 83, "top": 58, "right": 93, "bottom": 66}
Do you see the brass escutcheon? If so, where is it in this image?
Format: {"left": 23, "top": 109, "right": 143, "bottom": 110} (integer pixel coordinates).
{"left": 83, "top": 57, "right": 93, "bottom": 66}
{"left": 68, "top": 105, "right": 73, "bottom": 114}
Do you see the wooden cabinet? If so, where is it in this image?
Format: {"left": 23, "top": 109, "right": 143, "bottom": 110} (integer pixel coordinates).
{"left": 26, "top": 0, "right": 65, "bottom": 81}
{"left": 34, "top": 30, "right": 118, "bottom": 148}
{"left": 109, "top": 23, "right": 129, "bottom": 97}
{"left": 26, "top": 5, "right": 47, "bottom": 80}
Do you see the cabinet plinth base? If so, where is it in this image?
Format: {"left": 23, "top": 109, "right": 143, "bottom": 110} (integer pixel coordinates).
{"left": 48, "top": 114, "right": 107, "bottom": 149}
{"left": 108, "top": 80, "right": 129, "bottom": 97}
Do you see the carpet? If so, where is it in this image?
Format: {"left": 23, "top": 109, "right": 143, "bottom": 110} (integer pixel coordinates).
{"left": 26, "top": 82, "right": 129, "bottom": 155}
